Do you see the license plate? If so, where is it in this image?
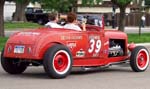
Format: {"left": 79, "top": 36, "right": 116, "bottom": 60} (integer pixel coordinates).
{"left": 14, "top": 46, "right": 25, "bottom": 53}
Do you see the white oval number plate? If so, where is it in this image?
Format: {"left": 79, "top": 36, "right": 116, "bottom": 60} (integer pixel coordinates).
{"left": 88, "top": 39, "right": 101, "bottom": 53}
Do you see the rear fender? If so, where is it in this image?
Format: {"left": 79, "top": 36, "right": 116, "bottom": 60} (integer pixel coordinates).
{"left": 35, "top": 42, "right": 64, "bottom": 60}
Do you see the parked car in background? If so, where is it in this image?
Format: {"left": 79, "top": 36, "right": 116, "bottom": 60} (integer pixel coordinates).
{"left": 77, "top": 14, "right": 113, "bottom": 26}
{"left": 77, "top": 14, "right": 104, "bottom": 28}
{"left": 25, "top": 7, "right": 49, "bottom": 25}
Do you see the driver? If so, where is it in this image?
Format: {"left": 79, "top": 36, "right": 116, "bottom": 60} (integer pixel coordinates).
{"left": 64, "top": 12, "right": 86, "bottom": 31}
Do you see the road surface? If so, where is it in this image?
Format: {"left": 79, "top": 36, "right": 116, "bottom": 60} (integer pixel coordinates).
{"left": 0, "top": 63, "right": 150, "bottom": 89}
{"left": 0, "top": 42, "right": 150, "bottom": 89}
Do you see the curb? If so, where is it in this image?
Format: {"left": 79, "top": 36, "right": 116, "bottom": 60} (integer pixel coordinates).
{"left": 136, "top": 43, "right": 150, "bottom": 46}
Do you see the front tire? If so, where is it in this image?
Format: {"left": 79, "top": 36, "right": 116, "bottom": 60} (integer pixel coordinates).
{"left": 130, "top": 46, "right": 149, "bottom": 72}
{"left": 1, "top": 50, "right": 28, "bottom": 74}
{"left": 43, "top": 44, "right": 73, "bottom": 79}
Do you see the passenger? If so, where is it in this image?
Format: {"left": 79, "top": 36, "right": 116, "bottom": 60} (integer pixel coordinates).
{"left": 64, "top": 12, "right": 86, "bottom": 31}
{"left": 45, "top": 12, "right": 63, "bottom": 28}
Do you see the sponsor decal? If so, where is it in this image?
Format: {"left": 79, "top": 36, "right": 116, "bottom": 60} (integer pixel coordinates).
{"left": 61, "top": 35, "right": 82, "bottom": 40}
{"left": 18, "top": 32, "right": 40, "bottom": 36}
{"left": 103, "top": 50, "right": 108, "bottom": 54}
{"left": 92, "top": 53, "right": 99, "bottom": 57}
{"left": 76, "top": 49, "right": 85, "bottom": 57}
{"left": 89, "top": 35, "right": 100, "bottom": 39}
{"left": 66, "top": 42, "right": 76, "bottom": 50}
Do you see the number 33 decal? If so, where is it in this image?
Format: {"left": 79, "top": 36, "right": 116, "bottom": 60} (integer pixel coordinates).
{"left": 88, "top": 39, "right": 101, "bottom": 53}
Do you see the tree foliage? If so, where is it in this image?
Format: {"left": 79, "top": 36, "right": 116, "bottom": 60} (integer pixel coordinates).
{"left": 82, "top": 0, "right": 102, "bottom": 6}
{"left": 34, "top": 0, "right": 76, "bottom": 13}
{"left": 13, "top": 0, "right": 30, "bottom": 21}
{"left": 145, "top": 0, "right": 150, "bottom": 6}
{"left": 36, "top": 0, "right": 102, "bottom": 13}
{"left": 111, "top": 0, "right": 132, "bottom": 7}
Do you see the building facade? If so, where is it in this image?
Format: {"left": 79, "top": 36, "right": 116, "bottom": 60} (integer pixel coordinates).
{"left": 4, "top": 2, "right": 15, "bottom": 21}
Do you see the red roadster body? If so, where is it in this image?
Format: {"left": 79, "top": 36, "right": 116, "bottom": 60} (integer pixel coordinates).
{"left": 1, "top": 24, "right": 149, "bottom": 79}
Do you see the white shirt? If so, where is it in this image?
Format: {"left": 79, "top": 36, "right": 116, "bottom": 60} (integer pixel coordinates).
{"left": 45, "top": 22, "right": 63, "bottom": 28}
{"left": 64, "top": 23, "right": 82, "bottom": 31}
{"left": 141, "top": 16, "right": 146, "bottom": 21}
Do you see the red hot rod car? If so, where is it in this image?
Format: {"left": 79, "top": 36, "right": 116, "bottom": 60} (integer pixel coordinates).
{"left": 1, "top": 23, "right": 150, "bottom": 79}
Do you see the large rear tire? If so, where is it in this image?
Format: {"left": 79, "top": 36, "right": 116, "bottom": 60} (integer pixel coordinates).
{"left": 43, "top": 44, "right": 73, "bottom": 79}
{"left": 1, "top": 50, "right": 28, "bottom": 74}
{"left": 130, "top": 46, "right": 149, "bottom": 72}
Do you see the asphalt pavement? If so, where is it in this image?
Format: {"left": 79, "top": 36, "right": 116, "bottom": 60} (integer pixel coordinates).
{"left": 105, "top": 26, "right": 150, "bottom": 33}
{"left": 1, "top": 61, "right": 150, "bottom": 89}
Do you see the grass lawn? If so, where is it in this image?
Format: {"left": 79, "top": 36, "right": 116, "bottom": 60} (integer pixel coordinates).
{"left": 0, "top": 37, "right": 8, "bottom": 51}
{"left": 128, "top": 33, "right": 150, "bottom": 43}
{"left": 0, "top": 33, "right": 150, "bottom": 52}
{"left": 4, "top": 22, "right": 42, "bottom": 30}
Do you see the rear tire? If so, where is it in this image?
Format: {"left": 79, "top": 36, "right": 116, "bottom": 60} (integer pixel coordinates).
{"left": 43, "top": 44, "right": 72, "bottom": 79}
{"left": 130, "top": 46, "right": 149, "bottom": 72}
{"left": 1, "top": 50, "right": 28, "bottom": 74}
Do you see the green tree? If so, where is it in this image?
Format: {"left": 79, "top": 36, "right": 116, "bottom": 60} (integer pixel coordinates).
{"left": 111, "top": 0, "right": 132, "bottom": 32}
{"left": 13, "top": 0, "right": 30, "bottom": 21}
{"left": 0, "top": 0, "right": 5, "bottom": 37}
{"left": 82, "top": 0, "right": 102, "bottom": 6}
{"left": 36, "top": 0, "right": 78, "bottom": 13}
{"left": 145, "top": 0, "right": 150, "bottom": 6}
{"left": 0, "top": 0, "right": 13, "bottom": 37}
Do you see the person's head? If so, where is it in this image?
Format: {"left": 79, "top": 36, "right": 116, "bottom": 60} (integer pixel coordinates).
{"left": 67, "top": 12, "right": 77, "bottom": 23}
{"left": 48, "top": 12, "right": 58, "bottom": 22}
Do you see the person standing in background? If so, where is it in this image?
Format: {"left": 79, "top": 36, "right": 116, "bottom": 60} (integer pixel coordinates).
{"left": 141, "top": 15, "right": 146, "bottom": 28}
